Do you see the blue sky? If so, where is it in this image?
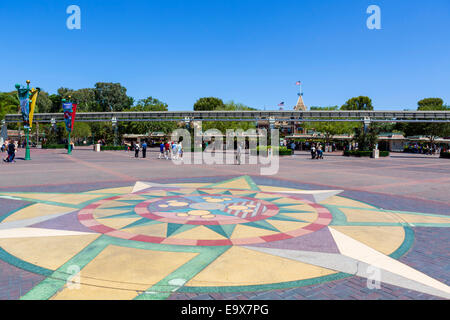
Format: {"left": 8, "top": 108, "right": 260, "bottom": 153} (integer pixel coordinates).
{"left": 1, "top": 0, "right": 449, "bottom": 111}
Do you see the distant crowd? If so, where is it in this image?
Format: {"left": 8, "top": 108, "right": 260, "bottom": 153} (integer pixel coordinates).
{"left": 404, "top": 143, "right": 444, "bottom": 155}
{"left": 128, "top": 140, "right": 184, "bottom": 160}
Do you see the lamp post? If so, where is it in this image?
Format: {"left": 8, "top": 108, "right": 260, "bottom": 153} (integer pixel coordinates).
{"left": 62, "top": 98, "right": 73, "bottom": 155}
{"left": 15, "top": 80, "right": 32, "bottom": 160}
{"left": 25, "top": 80, "right": 31, "bottom": 160}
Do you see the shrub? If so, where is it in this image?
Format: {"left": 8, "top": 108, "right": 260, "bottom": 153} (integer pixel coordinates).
{"left": 344, "top": 150, "right": 389, "bottom": 157}
{"left": 440, "top": 151, "right": 450, "bottom": 159}
{"left": 42, "top": 144, "right": 67, "bottom": 149}
{"left": 101, "top": 145, "right": 127, "bottom": 151}
{"left": 254, "top": 146, "right": 293, "bottom": 156}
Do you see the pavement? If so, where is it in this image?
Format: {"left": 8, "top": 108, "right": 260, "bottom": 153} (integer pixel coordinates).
{"left": 0, "top": 146, "right": 449, "bottom": 300}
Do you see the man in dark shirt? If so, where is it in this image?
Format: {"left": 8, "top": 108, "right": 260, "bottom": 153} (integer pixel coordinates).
{"left": 141, "top": 141, "right": 147, "bottom": 158}
{"left": 5, "top": 141, "right": 15, "bottom": 162}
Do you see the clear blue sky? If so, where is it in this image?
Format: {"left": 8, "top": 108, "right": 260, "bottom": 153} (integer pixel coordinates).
{"left": 1, "top": 0, "right": 449, "bottom": 111}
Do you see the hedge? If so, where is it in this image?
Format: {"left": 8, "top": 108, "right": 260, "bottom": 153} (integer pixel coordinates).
{"left": 253, "top": 146, "right": 293, "bottom": 156}
{"left": 101, "top": 145, "right": 127, "bottom": 151}
{"left": 344, "top": 150, "right": 389, "bottom": 157}
{"left": 42, "top": 144, "right": 67, "bottom": 149}
{"left": 440, "top": 152, "right": 450, "bottom": 159}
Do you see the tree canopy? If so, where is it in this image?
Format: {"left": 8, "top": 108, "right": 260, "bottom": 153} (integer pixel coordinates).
{"left": 397, "top": 98, "right": 450, "bottom": 142}
{"left": 193, "top": 97, "right": 225, "bottom": 111}
{"left": 341, "top": 96, "right": 374, "bottom": 111}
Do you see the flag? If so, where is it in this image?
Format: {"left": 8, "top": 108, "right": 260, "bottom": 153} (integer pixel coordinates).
{"left": 278, "top": 102, "right": 285, "bottom": 106}
{"left": 71, "top": 104, "right": 78, "bottom": 131}
{"left": 63, "top": 102, "right": 74, "bottom": 132}
{"left": 17, "top": 88, "right": 30, "bottom": 128}
{"left": 296, "top": 81, "right": 302, "bottom": 86}
{"left": 28, "top": 88, "right": 39, "bottom": 128}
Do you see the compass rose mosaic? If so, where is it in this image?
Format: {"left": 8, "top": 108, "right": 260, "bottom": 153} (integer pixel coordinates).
{"left": 0, "top": 176, "right": 449, "bottom": 300}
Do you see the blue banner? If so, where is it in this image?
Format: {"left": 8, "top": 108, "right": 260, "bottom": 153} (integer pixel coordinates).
{"left": 63, "top": 102, "right": 74, "bottom": 132}
{"left": 17, "top": 88, "right": 30, "bottom": 128}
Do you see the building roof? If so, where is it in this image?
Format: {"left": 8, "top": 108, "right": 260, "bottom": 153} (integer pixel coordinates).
{"left": 294, "top": 94, "right": 307, "bottom": 111}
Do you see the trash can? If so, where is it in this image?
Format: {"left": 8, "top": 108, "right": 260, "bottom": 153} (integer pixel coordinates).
{"left": 94, "top": 144, "right": 101, "bottom": 152}
{"left": 372, "top": 149, "right": 380, "bottom": 159}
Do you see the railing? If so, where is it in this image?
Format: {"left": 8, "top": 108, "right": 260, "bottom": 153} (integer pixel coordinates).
{"left": 4, "top": 110, "right": 450, "bottom": 123}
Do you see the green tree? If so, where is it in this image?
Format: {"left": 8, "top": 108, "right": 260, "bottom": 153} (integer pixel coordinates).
{"left": 418, "top": 98, "right": 444, "bottom": 110}
{"left": 123, "top": 97, "right": 177, "bottom": 135}
{"left": 49, "top": 94, "right": 63, "bottom": 113}
{"left": 310, "top": 106, "right": 339, "bottom": 111}
{"left": 35, "top": 90, "right": 53, "bottom": 114}
{"left": 0, "top": 92, "right": 19, "bottom": 121}
{"left": 72, "top": 122, "right": 92, "bottom": 141}
{"left": 304, "top": 106, "right": 357, "bottom": 143}
{"left": 135, "top": 97, "right": 169, "bottom": 111}
{"left": 94, "top": 82, "right": 133, "bottom": 112}
{"left": 354, "top": 125, "right": 379, "bottom": 151}
{"left": 341, "top": 96, "right": 374, "bottom": 111}
{"left": 57, "top": 87, "right": 74, "bottom": 100}
{"left": 200, "top": 100, "right": 256, "bottom": 133}
{"left": 193, "top": 97, "right": 224, "bottom": 111}
{"left": 71, "top": 88, "right": 98, "bottom": 112}
{"left": 398, "top": 98, "right": 450, "bottom": 143}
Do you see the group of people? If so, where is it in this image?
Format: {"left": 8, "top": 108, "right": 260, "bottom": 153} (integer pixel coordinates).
{"left": 405, "top": 144, "right": 442, "bottom": 155}
{"left": 311, "top": 143, "right": 324, "bottom": 160}
{"left": 128, "top": 141, "right": 148, "bottom": 158}
{"left": 127, "top": 140, "right": 184, "bottom": 160}
{"left": 1, "top": 140, "right": 16, "bottom": 163}
{"left": 159, "top": 141, "right": 183, "bottom": 160}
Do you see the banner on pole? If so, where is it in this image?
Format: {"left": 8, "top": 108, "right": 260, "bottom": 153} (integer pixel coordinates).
{"left": 63, "top": 102, "right": 74, "bottom": 132}
{"left": 28, "top": 89, "right": 39, "bottom": 128}
{"left": 17, "top": 88, "right": 30, "bottom": 128}
{"left": 71, "top": 104, "right": 78, "bottom": 132}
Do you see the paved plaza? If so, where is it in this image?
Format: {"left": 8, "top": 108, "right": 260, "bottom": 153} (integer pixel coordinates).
{"left": 0, "top": 147, "right": 449, "bottom": 300}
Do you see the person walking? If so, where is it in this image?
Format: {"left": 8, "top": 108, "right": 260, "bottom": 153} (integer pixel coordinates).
{"left": 172, "top": 141, "right": 178, "bottom": 160}
{"left": 164, "top": 141, "right": 170, "bottom": 160}
{"left": 311, "top": 144, "right": 317, "bottom": 159}
{"left": 159, "top": 141, "right": 165, "bottom": 159}
{"left": 317, "top": 144, "right": 323, "bottom": 159}
{"left": 141, "top": 141, "right": 147, "bottom": 158}
{"left": 4, "top": 140, "right": 16, "bottom": 163}
{"left": 177, "top": 141, "right": 183, "bottom": 161}
{"left": 134, "top": 142, "right": 140, "bottom": 158}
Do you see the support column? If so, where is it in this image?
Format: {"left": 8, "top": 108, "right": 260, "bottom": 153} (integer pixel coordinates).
{"left": 184, "top": 117, "right": 190, "bottom": 130}
{"left": 193, "top": 120, "right": 203, "bottom": 164}
{"left": 112, "top": 117, "right": 118, "bottom": 146}
{"left": 363, "top": 117, "right": 371, "bottom": 133}
{"left": 269, "top": 117, "right": 276, "bottom": 146}
{"left": 0, "top": 120, "right": 7, "bottom": 145}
